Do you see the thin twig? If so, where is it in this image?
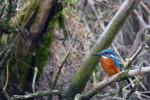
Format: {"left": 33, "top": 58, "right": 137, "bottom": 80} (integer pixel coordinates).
{"left": 11, "top": 89, "right": 61, "bottom": 100}
{"left": 0, "top": 4, "right": 6, "bottom": 20}
{"left": 86, "top": 7, "right": 119, "bottom": 37}
{"left": 2, "top": 60, "right": 9, "bottom": 92}
{"left": 48, "top": 51, "right": 71, "bottom": 99}
{"left": 0, "top": 35, "right": 18, "bottom": 75}
{"left": 32, "top": 67, "right": 38, "bottom": 93}
{"left": 125, "top": 43, "right": 145, "bottom": 69}
{"left": 134, "top": 10, "right": 146, "bottom": 27}
{"left": 112, "top": 43, "right": 125, "bottom": 63}
{"left": 140, "top": 1, "right": 150, "bottom": 14}
{"left": 51, "top": 50, "right": 71, "bottom": 89}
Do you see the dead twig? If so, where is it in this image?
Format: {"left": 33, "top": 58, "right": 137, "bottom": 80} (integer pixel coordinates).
{"left": 51, "top": 50, "right": 71, "bottom": 89}
{"left": 124, "top": 43, "right": 145, "bottom": 69}
{"left": 0, "top": 4, "right": 6, "bottom": 20}
{"left": 32, "top": 67, "right": 38, "bottom": 93}
{"left": 11, "top": 89, "right": 61, "bottom": 100}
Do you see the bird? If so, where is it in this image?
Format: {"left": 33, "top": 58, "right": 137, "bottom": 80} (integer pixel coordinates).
{"left": 93, "top": 49, "right": 134, "bottom": 90}
{"left": 93, "top": 49, "right": 123, "bottom": 76}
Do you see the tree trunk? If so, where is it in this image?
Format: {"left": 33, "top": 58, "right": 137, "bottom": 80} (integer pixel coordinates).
{"left": 6, "top": 0, "right": 61, "bottom": 96}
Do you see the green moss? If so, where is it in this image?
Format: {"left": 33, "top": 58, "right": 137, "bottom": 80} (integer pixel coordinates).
{"left": 23, "top": 0, "right": 39, "bottom": 23}
{"left": 33, "top": 3, "right": 65, "bottom": 74}
{"left": 34, "top": 31, "right": 53, "bottom": 73}
{"left": 15, "top": 0, "right": 40, "bottom": 26}
{"left": 64, "top": 0, "right": 78, "bottom": 4}
{"left": 117, "top": 70, "right": 129, "bottom": 81}
{"left": 33, "top": 11, "right": 61, "bottom": 73}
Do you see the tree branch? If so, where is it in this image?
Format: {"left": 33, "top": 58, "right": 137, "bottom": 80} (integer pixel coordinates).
{"left": 125, "top": 43, "right": 145, "bottom": 69}
{"left": 11, "top": 89, "right": 61, "bottom": 100}
{"left": 80, "top": 66, "right": 150, "bottom": 100}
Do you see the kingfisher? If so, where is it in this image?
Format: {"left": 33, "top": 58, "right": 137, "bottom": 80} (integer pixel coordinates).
{"left": 94, "top": 49, "right": 123, "bottom": 76}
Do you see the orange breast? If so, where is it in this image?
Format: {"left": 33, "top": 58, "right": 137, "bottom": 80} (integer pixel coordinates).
{"left": 99, "top": 57, "right": 120, "bottom": 76}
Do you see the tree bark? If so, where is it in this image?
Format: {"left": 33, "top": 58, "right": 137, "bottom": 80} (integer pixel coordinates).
{"left": 9, "top": 0, "right": 57, "bottom": 94}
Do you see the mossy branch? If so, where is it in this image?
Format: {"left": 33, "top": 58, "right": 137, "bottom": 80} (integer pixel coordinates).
{"left": 65, "top": 0, "right": 141, "bottom": 98}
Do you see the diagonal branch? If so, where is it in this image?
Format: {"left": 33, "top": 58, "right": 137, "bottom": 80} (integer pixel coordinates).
{"left": 124, "top": 43, "right": 145, "bottom": 69}
{"left": 51, "top": 51, "right": 71, "bottom": 89}
{"left": 80, "top": 66, "right": 150, "bottom": 100}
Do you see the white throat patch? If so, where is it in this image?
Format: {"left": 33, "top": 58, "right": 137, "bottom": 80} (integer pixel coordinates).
{"left": 101, "top": 54, "right": 115, "bottom": 59}
{"left": 101, "top": 56, "right": 109, "bottom": 59}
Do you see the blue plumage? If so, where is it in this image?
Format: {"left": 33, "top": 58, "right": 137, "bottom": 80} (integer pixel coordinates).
{"left": 106, "top": 55, "right": 123, "bottom": 71}
{"left": 94, "top": 49, "right": 123, "bottom": 71}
